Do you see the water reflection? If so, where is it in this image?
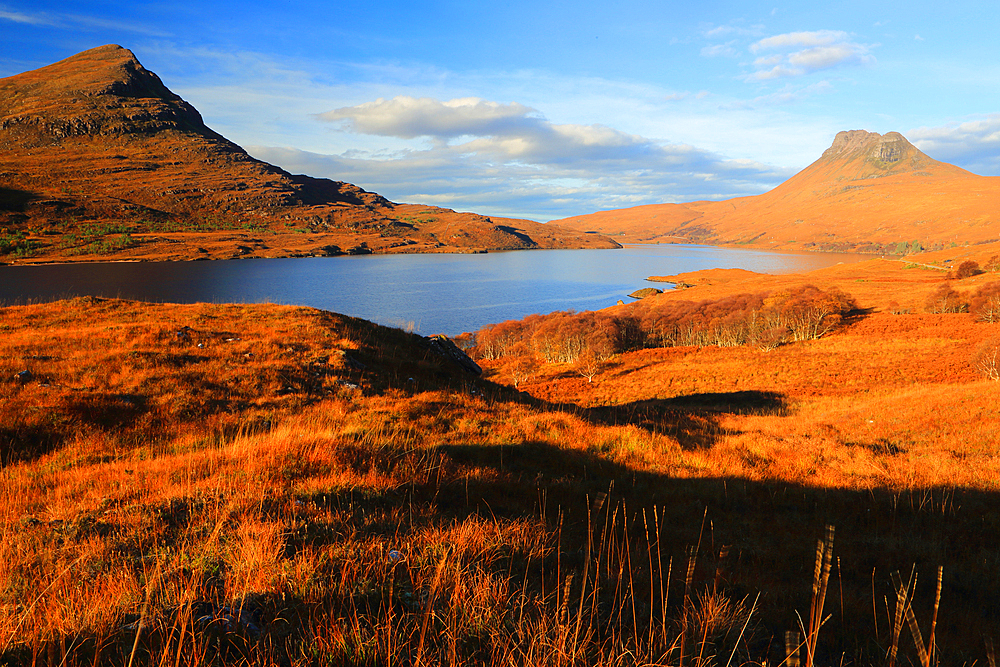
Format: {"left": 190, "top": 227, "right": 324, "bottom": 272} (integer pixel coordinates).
{"left": 0, "top": 245, "right": 867, "bottom": 335}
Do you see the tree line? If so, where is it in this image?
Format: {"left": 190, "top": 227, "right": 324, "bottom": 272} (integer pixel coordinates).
{"left": 473, "top": 284, "right": 858, "bottom": 364}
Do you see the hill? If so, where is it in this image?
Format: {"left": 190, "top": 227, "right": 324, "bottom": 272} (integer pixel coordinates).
{"left": 0, "top": 45, "right": 617, "bottom": 263}
{"left": 551, "top": 129, "right": 1000, "bottom": 254}
{"left": 3, "top": 275, "right": 1000, "bottom": 664}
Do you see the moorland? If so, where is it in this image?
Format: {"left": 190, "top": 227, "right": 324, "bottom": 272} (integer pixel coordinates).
{"left": 3, "top": 44, "right": 1000, "bottom": 667}
{"left": 3, "top": 246, "right": 1000, "bottom": 666}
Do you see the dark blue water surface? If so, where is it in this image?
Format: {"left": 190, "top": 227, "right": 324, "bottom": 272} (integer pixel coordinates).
{"left": 0, "top": 245, "right": 866, "bottom": 335}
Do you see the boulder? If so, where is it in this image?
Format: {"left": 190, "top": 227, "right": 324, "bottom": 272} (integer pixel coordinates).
{"left": 628, "top": 287, "right": 663, "bottom": 299}
{"left": 425, "top": 335, "right": 482, "bottom": 376}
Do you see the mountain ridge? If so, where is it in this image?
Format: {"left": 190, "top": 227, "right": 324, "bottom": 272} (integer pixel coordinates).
{"left": 0, "top": 45, "right": 617, "bottom": 263}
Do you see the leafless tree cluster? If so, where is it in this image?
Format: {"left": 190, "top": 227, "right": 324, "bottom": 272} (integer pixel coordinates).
{"left": 474, "top": 285, "right": 857, "bottom": 365}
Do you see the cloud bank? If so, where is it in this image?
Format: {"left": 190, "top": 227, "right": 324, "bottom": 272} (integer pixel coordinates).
{"left": 909, "top": 115, "right": 1000, "bottom": 175}
{"left": 251, "top": 95, "right": 793, "bottom": 221}
{"left": 748, "top": 30, "right": 874, "bottom": 80}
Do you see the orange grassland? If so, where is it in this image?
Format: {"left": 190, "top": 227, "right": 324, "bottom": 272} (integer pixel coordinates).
{"left": 2, "top": 252, "right": 1000, "bottom": 666}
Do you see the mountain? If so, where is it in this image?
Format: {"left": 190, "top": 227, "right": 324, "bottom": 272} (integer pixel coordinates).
{"left": 551, "top": 130, "right": 1000, "bottom": 254}
{"left": 0, "top": 45, "right": 617, "bottom": 262}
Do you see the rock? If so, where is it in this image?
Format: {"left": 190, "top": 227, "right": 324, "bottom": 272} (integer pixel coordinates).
{"left": 425, "top": 335, "right": 482, "bottom": 376}
{"left": 628, "top": 287, "right": 663, "bottom": 299}
{"left": 194, "top": 601, "right": 261, "bottom": 639}
{"left": 15, "top": 369, "right": 32, "bottom": 384}
{"left": 335, "top": 350, "right": 366, "bottom": 370}
{"left": 319, "top": 244, "right": 343, "bottom": 256}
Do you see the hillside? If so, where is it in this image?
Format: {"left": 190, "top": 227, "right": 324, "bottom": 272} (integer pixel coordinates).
{"left": 552, "top": 130, "right": 1000, "bottom": 254}
{"left": 3, "top": 267, "right": 1000, "bottom": 663}
{"left": 0, "top": 45, "right": 617, "bottom": 263}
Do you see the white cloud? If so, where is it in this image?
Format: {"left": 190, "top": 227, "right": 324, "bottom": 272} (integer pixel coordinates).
{"left": 701, "top": 42, "right": 738, "bottom": 58}
{"left": 0, "top": 5, "right": 168, "bottom": 35}
{"left": 0, "top": 8, "right": 53, "bottom": 25}
{"left": 748, "top": 30, "right": 874, "bottom": 80}
{"left": 258, "top": 94, "right": 794, "bottom": 221}
{"left": 318, "top": 96, "right": 542, "bottom": 140}
{"left": 909, "top": 115, "right": 1000, "bottom": 175}
{"left": 702, "top": 23, "right": 765, "bottom": 39}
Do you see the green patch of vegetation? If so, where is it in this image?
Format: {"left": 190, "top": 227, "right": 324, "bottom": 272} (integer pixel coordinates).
{"left": 0, "top": 229, "right": 39, "bottom": 257}
{"left": 400, "top": 214, "right": 439, "bottom": 225}
{"left": 282, "top": 221, "right": 311, "bottom": 234}
{"left": 78, "top": 222, "right": 135, "bottom": 238}
{"left": 139, "top": 217, "right": 266, "bottom": 233}
{"left": 62, "top": 233, "right": 137, "bottom": 256}
{"left": 903, "top": 263, "right": 945, "bottom": 271}
{"left": 892, "top": 240, "right": 925, "bottom": 256}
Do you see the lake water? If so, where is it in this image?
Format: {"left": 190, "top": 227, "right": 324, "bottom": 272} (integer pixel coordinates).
{"left": 0, "top": 245, "right": 866, "bottom": 335}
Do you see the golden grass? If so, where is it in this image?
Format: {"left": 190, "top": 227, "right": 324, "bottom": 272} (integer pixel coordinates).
{"left": 2, "top": 292, "right": 1000, "bottom": 665}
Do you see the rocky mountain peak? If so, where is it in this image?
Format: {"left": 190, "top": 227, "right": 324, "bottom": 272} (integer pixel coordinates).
{"left": 821, "top": 129, "right": 917, "bottom": 165}
{"left": 0, "top": 44, "right": 210, "bottom": 142}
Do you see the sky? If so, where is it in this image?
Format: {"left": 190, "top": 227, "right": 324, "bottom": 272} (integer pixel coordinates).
{"left": 4, "top": 1, "right": 1000, "bottom": 222}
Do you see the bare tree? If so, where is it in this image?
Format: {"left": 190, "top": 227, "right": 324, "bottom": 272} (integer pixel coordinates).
{"left": 575, "top": 349, "right": 603, "bottom": 383}
{"left": 973, "top": 339, "right": 1000, "bottom": 381}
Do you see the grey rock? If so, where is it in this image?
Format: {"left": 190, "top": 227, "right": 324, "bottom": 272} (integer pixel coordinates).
{"left": 425, "top": 334, "right": 482, "bottom": 376}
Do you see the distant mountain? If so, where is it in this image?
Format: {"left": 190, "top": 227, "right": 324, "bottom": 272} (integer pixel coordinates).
{"left": 551, "top": 130, "right": 1000, "bottom": 254}
{"left": 0, "top": 45, "right": 616, "bottom": 262}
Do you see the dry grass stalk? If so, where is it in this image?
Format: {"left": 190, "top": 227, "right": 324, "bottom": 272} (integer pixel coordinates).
{"left": 798, "top": 524, "right": 834, "bottom": 667}
{"left": 893, "top": 565, "right": 944, "bottom": 667}
{"left": 785, "top": 629, "right": 801, "bottom": 667}
{"left": 888, "top": 567, "right": 917, "bottom": 667}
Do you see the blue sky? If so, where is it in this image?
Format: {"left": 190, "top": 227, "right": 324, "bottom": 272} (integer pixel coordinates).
{"left": 4, "top": 1, "right": 1000, "bottom": 221}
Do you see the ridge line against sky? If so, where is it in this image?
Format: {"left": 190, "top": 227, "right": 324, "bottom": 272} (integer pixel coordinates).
{"left": 3, "top": 0, "right": 1000, "bottom": 222}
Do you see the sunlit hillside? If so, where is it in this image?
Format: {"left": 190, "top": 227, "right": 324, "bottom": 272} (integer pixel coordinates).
{"left": 0, "top": 46, "right": 617, "bottom": 264}
{"left": 3, "top": 250, "right": 1000, "bottom": 665}
{"left": 552, "top": 130, "right": 1000, "bottom": 253}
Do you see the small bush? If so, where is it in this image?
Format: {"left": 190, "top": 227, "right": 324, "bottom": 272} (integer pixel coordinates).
{"left": 973, "top": 338, "right": 1000, "bottom": 381}
{"left": 970, "top": 282, "right": 1000, "bottom": 322}
{"left": 949, "top": 260, "right": 983, "bottom": 279}
{"left": 925, "top": 284, "right": 968, "bottom": 313}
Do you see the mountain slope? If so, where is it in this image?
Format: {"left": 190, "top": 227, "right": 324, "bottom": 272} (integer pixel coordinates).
{"left": 551, "top": 130, "right": 1000, "bottom": 253}
{"left": 0, "top": 45, "right": 617, "bottom": 262}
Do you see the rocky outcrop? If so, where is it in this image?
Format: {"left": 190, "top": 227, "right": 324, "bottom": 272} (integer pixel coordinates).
{"left": 628, "top": 287, "right": 663, "bottom": 299}
{"left": 820, "top": 130, "right": 922, "bottom": 173}
{"left": 425, "top": 335, "right": 482, "bottom": 376}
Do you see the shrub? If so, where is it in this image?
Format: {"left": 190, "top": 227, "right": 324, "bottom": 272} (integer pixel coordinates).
{"left": 925, "top": 284, "right": 968, "bottom": 313}
{"left": 950, "top": 260, "right": 983, "bottom": 279}
{"left": 970, "top": 282, "right": 1000, "bottom": 322}
{"left": 532, "top": 311, "right": 618, "bottom": 363}
{"left": 767, "top": 285, "right": 857, "bottom": 341}
{"left": 972, "top": 338, "right": 1000, "bottom": 381}
{"left": 473, "top": 285, "right": 857, "bottom": 365}
{"left": 474, "top": 315, "right": 543, "bottom": 360}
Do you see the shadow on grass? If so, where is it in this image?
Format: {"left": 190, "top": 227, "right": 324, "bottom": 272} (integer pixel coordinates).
{"left": 7, "top": 435, "right": 1000, "bottom": 666}
{"left": 504, "top": 389, "right": 789, "bottom": 451}
{"left": 0, "top": 186, "right": 39, "bottom": 212}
